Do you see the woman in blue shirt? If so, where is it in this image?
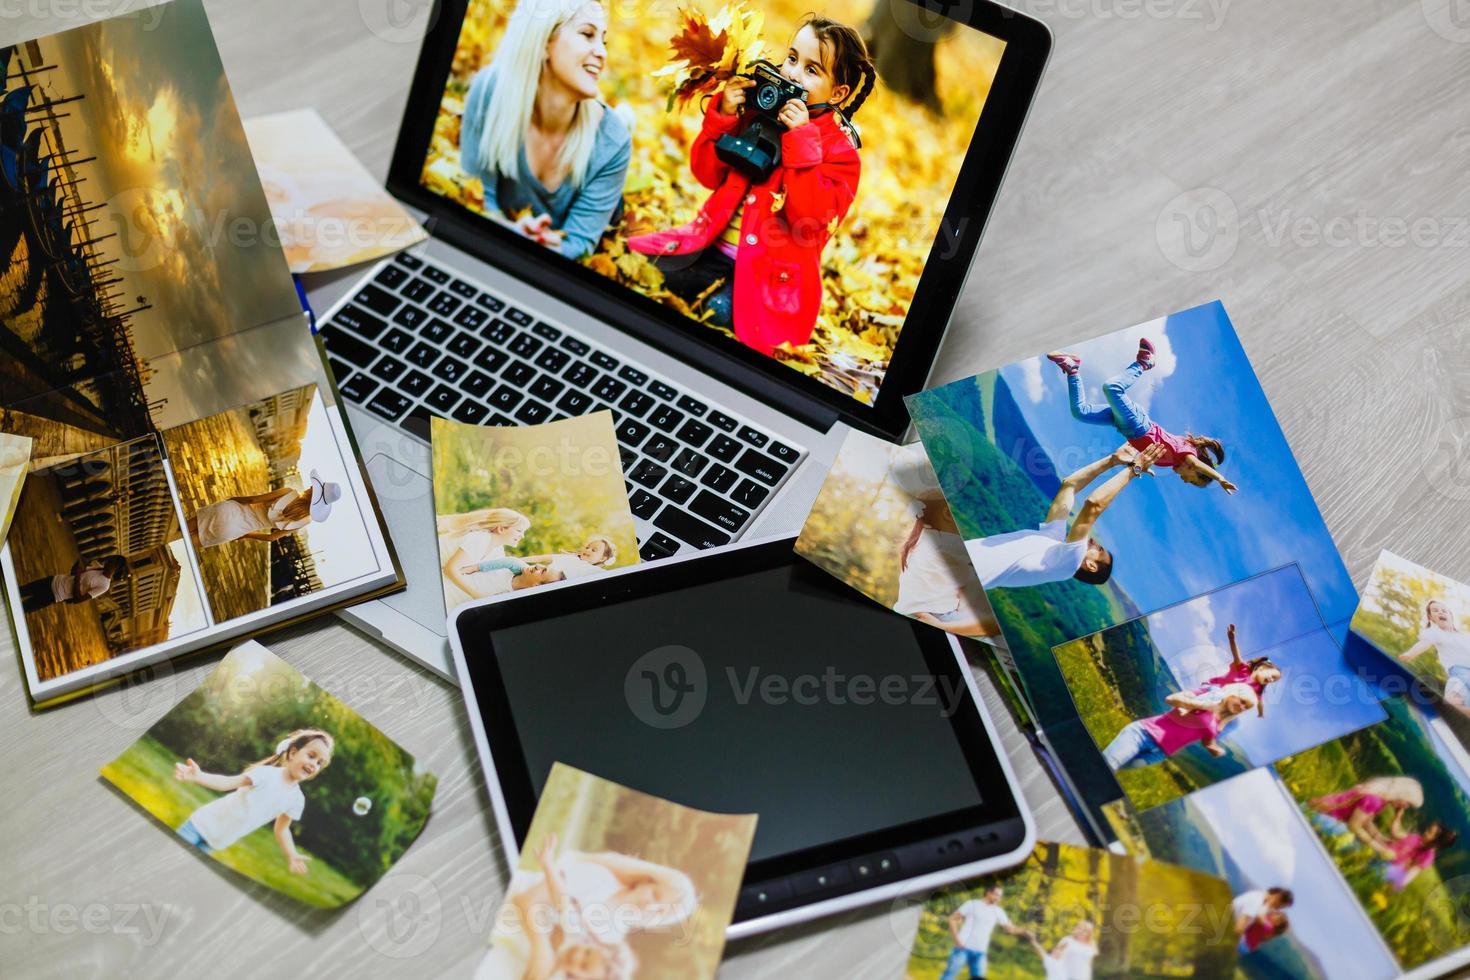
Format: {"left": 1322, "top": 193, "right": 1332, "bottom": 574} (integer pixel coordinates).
{"left": 459, "top": 0, "right": 631, "bottom": 261}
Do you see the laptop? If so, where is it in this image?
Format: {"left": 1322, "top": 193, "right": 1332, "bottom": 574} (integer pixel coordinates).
{"left": 320, "top": 0, "right": 1051, "bottom": 677}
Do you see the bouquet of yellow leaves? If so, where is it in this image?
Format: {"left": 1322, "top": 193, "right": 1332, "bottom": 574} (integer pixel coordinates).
{"left": 652, "top": 4, "right": 767, "bottom": 111}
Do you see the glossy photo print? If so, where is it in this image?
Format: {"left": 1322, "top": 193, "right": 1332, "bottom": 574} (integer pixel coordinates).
{"left": 100, "top": 641, "right": 437, "bottom": 908}
{"left": 796, "top": 429, "right": 997, "bottom": 640}
{"left": 1055, "top": 566, "right": 1385, "bottom": 811}
{"left": 476, "top": 763, "right": 756, "bottom": 980}
{"left": 906, "top": 301, "right": 1359, "bottom": 832}
{"left": 1106, "top": 768, "right": 1400, "bottom": 980}
{"left": 432, "top": 413, "right": 638, "bottom": 612}
{"left": 0, "top": 0, "right": 304, "bottom": 461}
{"left": 903, "top": 841, "right": 1238, "bottom": 980}
{"left": 421, "top": 0, "right": 1006, "bottom": 404}
{"left": 1350, "top": 551, "right": 1470, "bottom": 715}
{"left": 3, "top": 435, "right": 208, "bottom": 685}
{"left": 161, "top": 384, "right": 380, "bottom": 622}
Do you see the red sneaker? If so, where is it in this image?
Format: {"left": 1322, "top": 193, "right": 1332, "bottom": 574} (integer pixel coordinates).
{"left": 1137, "top": 338, "right": 1156, "bottom": 371}
{"left": 1047, "top": 351, "right": 1082, "bottom": 376}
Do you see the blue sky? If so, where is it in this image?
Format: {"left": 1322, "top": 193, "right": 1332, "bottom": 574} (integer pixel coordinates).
{"left": 1190, "top": 769, "right": 1397, "bottom": 979}
{"left": 1142, "top": 566, "right": 1386, "bottom": 766}
{"left": 998, "top": 301, "right": 1358, "bottom": 630}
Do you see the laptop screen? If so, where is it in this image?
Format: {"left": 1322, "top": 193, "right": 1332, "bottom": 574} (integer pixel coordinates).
{"left": 414, "top": 0, "right": 1009, "bottom": 409}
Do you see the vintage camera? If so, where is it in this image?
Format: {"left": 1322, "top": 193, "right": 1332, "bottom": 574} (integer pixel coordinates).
{"left": 714, "top": 60, "right": 807, "bottom": 182}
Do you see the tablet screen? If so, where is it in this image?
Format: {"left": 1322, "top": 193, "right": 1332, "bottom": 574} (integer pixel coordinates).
{"left": 487, "top": 561, "right": 987, "bottom": 863}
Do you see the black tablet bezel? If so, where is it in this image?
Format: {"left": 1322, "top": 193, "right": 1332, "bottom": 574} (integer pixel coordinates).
{"left": 386, "top": 0, "right": 1052, "bottom": 440}
{"left": 451, "top": 536, "right": 1030, "bottom": 925}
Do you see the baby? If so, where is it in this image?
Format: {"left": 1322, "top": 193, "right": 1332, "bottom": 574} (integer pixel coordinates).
{"left": 459, "top": 556, "right": 567, "bottom": 590}
{"left": 1164, "top": 684, "right": 1258, "bottom": 758}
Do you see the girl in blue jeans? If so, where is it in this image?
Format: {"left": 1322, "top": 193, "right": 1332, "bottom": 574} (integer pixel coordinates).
{"left": 1047, "top": 338, "right": 1237, "bottom": 495}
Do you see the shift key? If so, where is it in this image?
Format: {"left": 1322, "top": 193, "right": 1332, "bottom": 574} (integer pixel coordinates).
{"left": 734, "top": 447, "right": 787, "bottom": 486}
{"left": 689, "top": 491, "right": 751, "bottom": 534}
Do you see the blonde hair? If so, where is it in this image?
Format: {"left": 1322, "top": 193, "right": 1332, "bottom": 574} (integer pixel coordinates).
{"left": 477, "top": 0, "right": 606, "bottom": 189}
{"left": 436, "top": 507, "right": 532, "bottom": 538}
{"left": 252, "top": 728, "right": 333, "bottom": 772}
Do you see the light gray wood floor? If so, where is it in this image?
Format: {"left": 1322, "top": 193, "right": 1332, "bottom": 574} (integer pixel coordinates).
{"left": 3, "top": 0, "right": 1470, "bottom": 976}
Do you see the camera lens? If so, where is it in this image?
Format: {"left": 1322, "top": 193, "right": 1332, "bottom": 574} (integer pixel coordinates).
{"left": 756, "top": 82, "right": 780, "bottom": 112}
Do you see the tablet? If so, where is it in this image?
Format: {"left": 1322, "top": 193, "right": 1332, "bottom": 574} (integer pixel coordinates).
{"left": 449, "top": 535, "right": 1034, "bottom": 938}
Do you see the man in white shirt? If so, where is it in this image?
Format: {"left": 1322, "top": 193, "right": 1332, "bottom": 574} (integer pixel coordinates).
{"left": 940, "top": 884, "right": 1033, "bottom": 979}
{"left": 19, "top": 555, "right": 129, "bottom": 614}
{"left": 1232, "top": 886, "right": 1292, "bottom": 935}
{"left": 968, "top": 444, "right": 1164, "bottom": 591}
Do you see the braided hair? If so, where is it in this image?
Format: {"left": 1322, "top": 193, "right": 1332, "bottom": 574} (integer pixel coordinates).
{"left": 801, "top": 15, "right": 878, "bottom": 117}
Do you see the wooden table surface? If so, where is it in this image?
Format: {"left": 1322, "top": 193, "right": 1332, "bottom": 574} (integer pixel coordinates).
{"left": 4, "top": 0, "right": 1470, "bottom": 976}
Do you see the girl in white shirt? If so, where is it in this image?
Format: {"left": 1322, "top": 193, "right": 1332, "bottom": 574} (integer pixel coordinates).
{"left": 1030, "top": 919, "right": 1100, "bottom": 980}
{"left": 173, "top": 728, "right": 333, "bottom": 875}
{"left": 19, "top": 555, "right": 129, "bottom": 613}
{"left": 1399, "top": 599, "right": 1470, "bottom": 709}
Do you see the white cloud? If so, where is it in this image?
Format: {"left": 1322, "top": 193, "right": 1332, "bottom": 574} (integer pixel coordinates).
{"left": 1193, "top": 771, "right": 1298, "bottom": 884}
{"left": 1019, "top": 357, "right": 1046, "bottom": 404}
{"left": 1069, "top": 316, "right": 1176, "bottom": 412}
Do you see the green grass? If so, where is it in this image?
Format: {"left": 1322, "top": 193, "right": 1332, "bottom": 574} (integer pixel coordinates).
{"left": 102, "top": 735, "right": 362, "bottom": 908}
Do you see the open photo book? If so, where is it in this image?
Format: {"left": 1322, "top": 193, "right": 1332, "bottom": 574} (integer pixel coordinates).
{"left": 908, "top": 302, "right": 1470, "bottom": 978}
{"left": 0, "top": 0, "right": 402, "bottom": 707}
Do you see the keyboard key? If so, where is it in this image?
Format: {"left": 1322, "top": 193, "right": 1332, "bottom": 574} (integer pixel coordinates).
{"left": 514, "top": 400, "right": 552, "bottom": 425}
{"left": 338, "top": 372, "right": 378, "bottom": 403}
{"left": 463, "top": 371, "right": 495, "bottom": 399}
{"left": 454, "top": 305, "right": 489, "bottom": 330}
{"left": 426, "top": 385, "right": 461, "bottom": 414}
{"left": 563, "top": 361, "right": 598, "bottom": 388}
{"left": 323, "top": 328, "right": 378, "bottom": 368}
{"left": 675, "top": 419, "right": 712, "bottom": 447}
{"left": 628, "top": 459, "right": 666, "bottom": 489}
{"left": 488, "top": 386, "right": 524, "bottom": 412}
{"left": 591, "top": 351, "right": 619, "bottom": 370}
{"left": 708, "top": 434, "right": 741, "bottom": 462}
{"left": 429, "top": 291, "right": 462, "bottom": 316}
{"left": 592, "top": 376, "right": 626, "bottom": 402}
{"left": 660, "top": 474, "right": 696, "bottom": 504}
{"left": 532, "top": 320, "right": 561, "bottom": 341}
{"left": 707, "top": 410, "right": 738, "bottom": 432}
{"left": 402, "top": 406, "right": 434, "bottom": 440}
{"left": 510, "top": 334, "right": 543, "bottom": 358}
{"left": 395, "top": 252, "right": 423, "bottom": 270}
{"left": 421, "top": 317, "right": 453, "bottom": 344}
{"left": 531, "top": 376, "right": 565, "bottom": 403}
{"left": 653, "top": 506, "right": 730, "bottom": 549}
{"left": 629, "top": 489, "right": 660, "bottom": 520}
{"left": 477, "top": 292, "right": 506, "bottom": 312}
{"left": 644, "top": 435, "right": 678, "bottom": 462}
{"left": 406, "top": 342, "right": 440, "bottom": 368}
{"left": 328, "top": 356, "right": 350, "bottom": 380}
{"left": 690, "top": 491, "right": 752, "bottom": 534}
{"left": 559, "top": 336, "right": 590, "bottom": 356}
{"left": 648, "top": 380, "right": 678, "bottom": 402}
{"left": 677, "top": 395, "right": 707, "bottom": 416}
{"left": 370, "top": 355, "right": 407, "bottom": 383}
{"left": 734, "top": 447, "right": 787, "bottom": 485}
{"left": 648, "top": 405, "right": 685, "bottom": 433}
{"left": 448, "top": 332, "right": 482, "bottom": 359}
{"left": 619, "top": 390, "right": 654, "bottom": 418}
{"left": 618, "top": 365, "right": 649, "bottom": 386}
{"left": 422, "top": 265, "right": 451, "bottom": 284}
{"left": 557, "top": 390, "right": 593, "bottom": 415}
{"left": 401, "top": 370, "right": 433, "bottom": 397}
{"left": 738, "top": 426, "right": 769, "bottom": 448}
{"left": 367, "top": 389, "right": 411, "bottom": 421}
{"left": 619, "top": 446, "right": 637, "bottom": 472}
{"left": 449, "top": 278, "right": 477, "bottom": 297}
{"left": 431, "top": 356, "right": 468, "bottom": 383}
{"left": 768, "top": 441, "right": 800, "bottom": 465}
{"left": 473, "top": 347, "right": 508, "bottom": 373}
{"left": 505, "top": 306, "right": 534, "bottom": 327}
{"left": 375, "top": 264, "right": 409, "bottom": 289}
{"left": 615, "top": 419, "right": 650, "bottom": 448}
{"left": 639, "top": 531, "right": 681, "bottom": 562}
{"left": 402, "top": 278, "right": 435, "bottom": 303}
{"left": 453, "top": 401, "right": 489, "bottom": 424}
{"left": 672, "top": 448, "right": 709, "bottom": 478}
{"left": 333, "top": 304, "right": 388, "bottom": 339}
{"left": 381, "top": 328, "right": 414, "bottom": 354}
{"left": 732, "top": 478, "right": 770, "bottom": 509}
{"left": 535, "top": 347, "right": 570, "bottom": 372}
{"left": 483, "top": 318, "right": 515, "bottom": 344}
{"left": 503, "top": 360, "right": 536, "bottom": 387}
{"left": 353, "top": 284, "right": 400, "bottom": 317}
{"left": 488, "top": 413, "right": 515, "bottom": 426}
{"left": 392, "top": 306, "right": 428, "bottom": 330}
{"left": 701, "top": 463, "right": 737, "bottom": 493}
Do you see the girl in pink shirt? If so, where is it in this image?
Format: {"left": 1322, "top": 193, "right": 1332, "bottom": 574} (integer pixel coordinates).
{"left": 1102, "top": 688, "right": 1255, "bottom": 770}
{"left": 1177, "top": 623, "right": 1282, "bottom": 720}
{"left": 1379, "top": 821, "right": 1455, "bottom": 890}
{"left": 1046, "top": 339, "right": 1237, "bottom": 494}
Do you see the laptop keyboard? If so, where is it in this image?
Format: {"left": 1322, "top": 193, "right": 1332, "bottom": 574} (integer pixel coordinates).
{"left": 321, "top": 251, "right": 807, "bottom": 563}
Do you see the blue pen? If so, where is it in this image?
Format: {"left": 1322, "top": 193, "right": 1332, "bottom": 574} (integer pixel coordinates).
{"left": 294, "top": 275, "right": 318, "bottom": 334}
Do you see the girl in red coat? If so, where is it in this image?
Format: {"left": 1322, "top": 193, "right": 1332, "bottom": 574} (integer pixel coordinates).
{"left": 628, "top": 15, "right": 875, "bottom": 355}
